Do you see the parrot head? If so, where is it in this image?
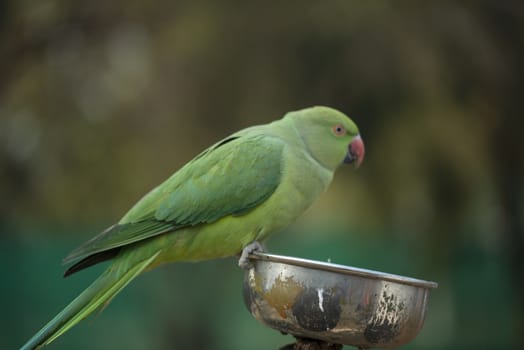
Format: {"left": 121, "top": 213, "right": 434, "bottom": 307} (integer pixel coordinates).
{"left": 286, "top": 106, "right": 365, "bottom": 171}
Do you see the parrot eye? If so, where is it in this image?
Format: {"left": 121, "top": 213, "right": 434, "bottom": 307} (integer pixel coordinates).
{"left": 332, "top": 124, "right": 346, "bottom": 136}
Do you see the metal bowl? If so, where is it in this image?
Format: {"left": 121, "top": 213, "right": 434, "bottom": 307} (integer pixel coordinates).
{"left": 243, "top": 252, "right": 438, "bottom": 349}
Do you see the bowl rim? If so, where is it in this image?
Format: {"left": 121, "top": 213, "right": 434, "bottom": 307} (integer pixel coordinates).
{"left": 249, "top": 252, "right": 438, "bottom": 289}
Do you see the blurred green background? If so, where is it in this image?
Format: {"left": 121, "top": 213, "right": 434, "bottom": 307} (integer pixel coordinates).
{"left": 1, "top": 1, "right": 523, "bottom": 349}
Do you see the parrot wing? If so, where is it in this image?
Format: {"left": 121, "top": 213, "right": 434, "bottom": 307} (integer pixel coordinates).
{"left": 63, "top": 133, "right": 284, "bottom": 268}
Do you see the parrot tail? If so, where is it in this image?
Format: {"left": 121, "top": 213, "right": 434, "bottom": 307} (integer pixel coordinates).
{"left": 20, "top": 251, "right": 160, "bottom": 350}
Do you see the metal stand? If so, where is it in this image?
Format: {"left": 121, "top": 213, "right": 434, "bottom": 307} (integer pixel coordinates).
{"left": 279, "top": 337, "right": 343, "bottom": 350}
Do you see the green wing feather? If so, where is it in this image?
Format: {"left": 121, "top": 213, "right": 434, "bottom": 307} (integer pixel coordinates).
{"left": 64, "top": 133, "right": 283, "bottom": 265}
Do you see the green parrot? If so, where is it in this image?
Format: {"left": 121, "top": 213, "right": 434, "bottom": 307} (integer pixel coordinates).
{"left": 21, "top": 106, "right": 364, "bottom": 349}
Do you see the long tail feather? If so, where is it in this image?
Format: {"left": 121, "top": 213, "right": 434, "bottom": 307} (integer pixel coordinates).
{"left": 20, "top": 252, "right": 160, "bottom": 350}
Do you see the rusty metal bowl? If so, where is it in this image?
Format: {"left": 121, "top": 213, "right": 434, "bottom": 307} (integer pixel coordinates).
{"left": 243, "top": 252, "right": 438, "bottom": 349}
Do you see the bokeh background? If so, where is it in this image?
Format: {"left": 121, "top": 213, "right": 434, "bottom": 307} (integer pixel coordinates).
{"left": 2, "top": 1, "right": 523, "bottom": 349}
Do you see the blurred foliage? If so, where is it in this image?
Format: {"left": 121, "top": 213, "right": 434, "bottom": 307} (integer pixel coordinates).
{"left": 1, "top": 0, "right": 523, "bottom": 349}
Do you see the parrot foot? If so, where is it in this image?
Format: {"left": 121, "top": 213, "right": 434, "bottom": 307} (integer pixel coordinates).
{"left": 238, "top": 241, "right": 264, "bottom": 269}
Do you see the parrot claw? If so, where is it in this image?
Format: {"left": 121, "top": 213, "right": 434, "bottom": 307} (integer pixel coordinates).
{"left": 238, "top": 241, "right": 264, "bottom": 269}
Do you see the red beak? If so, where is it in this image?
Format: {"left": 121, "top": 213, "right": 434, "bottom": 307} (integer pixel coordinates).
{"left": 345, "top": 135, "right": 365, "bottom": 168}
